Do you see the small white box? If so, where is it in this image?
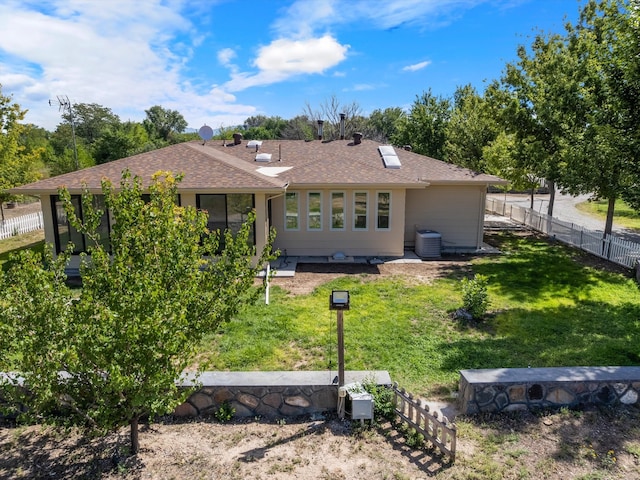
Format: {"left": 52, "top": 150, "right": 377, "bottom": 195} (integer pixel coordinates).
{"left": 349, "top": 391, "right": 374, "bottom": 420}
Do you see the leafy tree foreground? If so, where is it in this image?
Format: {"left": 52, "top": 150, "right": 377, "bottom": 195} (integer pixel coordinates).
{"left": 0, "top": 171, "right": 276, "bottom": 454}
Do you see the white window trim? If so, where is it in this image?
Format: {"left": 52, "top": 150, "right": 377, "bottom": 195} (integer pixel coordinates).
{"left": 284, "top": 191, "right": 300, "bottom": 231}
{"left": 307, "top": 191, "right": 323, "bottom": 231}
{"left": 330, "top": 191, "right": 346, "bottom": 231}
{"left": 353, "top": 191, "right": 369, "bottom": 231}
{"left": 375, "top": 191, "right": 392, "bottom": 231}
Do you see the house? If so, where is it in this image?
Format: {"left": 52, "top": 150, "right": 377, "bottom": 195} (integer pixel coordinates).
{"left": 11, "top": 132, "right": 506, "bottom": 264}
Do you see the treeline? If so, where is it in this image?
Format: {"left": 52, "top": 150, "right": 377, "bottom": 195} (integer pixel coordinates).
{"left": 1, "top": 0, "right": 637, "bottom": 235}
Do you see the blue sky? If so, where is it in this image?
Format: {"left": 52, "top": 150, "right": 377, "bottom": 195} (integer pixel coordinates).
{"left": 0, "top": 0, "right": 579, "bottom": 132}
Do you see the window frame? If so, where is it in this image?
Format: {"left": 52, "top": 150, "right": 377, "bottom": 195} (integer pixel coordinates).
{"left": 330, "top": 191, "right": 346, "bottom": 231}
{"left": 353, "top": 191, "right": 369, "bottom": 231}
{"left": 196, "top": 194, "right": 256, "bottom": 248}
{"left": 51, "top": 194, "right": 111, "bottom": 254}
{"left": 375, "top": 191, "right": 391, "bottom": 231}
{"left": 307, "top": 191, "right": 323, "bottom": 231}
{"left": 284, "top": 191, "right": 300, "bottom": 231}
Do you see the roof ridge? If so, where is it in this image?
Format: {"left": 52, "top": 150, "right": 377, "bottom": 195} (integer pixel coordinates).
{"left": 185, "top": 143, "right": 286, "bottom": 188}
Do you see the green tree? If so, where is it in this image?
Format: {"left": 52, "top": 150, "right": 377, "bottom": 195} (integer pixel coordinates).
{"left": 363, "top": 107, "right": 404, "bottom": 143}
{"left": 445, "top": 85, "right": 499, "bottom": 172}
{"left": 391, "top": 89, "right": 451, "bottom": 159}
{"left": 561, "top": 0, "right": 640, "bottom": 235}
{"left": 93, "top": 121, "right": 154, "bottom": 164}
{"left": 64, "top": 103, "right": 120, "bottom": 145}
{"left": 143, "top": 105, "right": 188, "bottom": 142}
{"left": 0, "top": 86, "right": 45, "bottom": 206}
{"left": 0, "top": 170, "right": 277, "bottom": 454}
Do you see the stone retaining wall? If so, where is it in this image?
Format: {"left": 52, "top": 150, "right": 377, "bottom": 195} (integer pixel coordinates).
{"left": 175, "top": 371, "right": 392, "bottom": 418}
{"left": 458, "top": 366, "right": 640, "bottom": 414}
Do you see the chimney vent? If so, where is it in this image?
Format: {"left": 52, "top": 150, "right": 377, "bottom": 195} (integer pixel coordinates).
{"left": 404, "top": 145, "right": 412, "bottom": 151}
{"left": 233, "top": 133, "right": 243, "bottom": 145}
{"left": 339, "top": 113, "right": 346, "bottom": 140}
{"left": 353, "top": 132, "right": 363, "bottom": 145}
{"left": 317, "top": 120, "right": 324, "bottom": 140}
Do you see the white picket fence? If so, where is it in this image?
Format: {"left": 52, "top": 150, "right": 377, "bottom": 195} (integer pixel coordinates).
{"left": 0, "top": 212, "right": 44, "bottom": 240}
{"left": 486, "top": 198, "right": 640, "bottom": 270}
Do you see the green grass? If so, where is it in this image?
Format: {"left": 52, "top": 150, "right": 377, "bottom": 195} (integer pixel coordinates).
{"left": 576, "top": 198, "right": 640, "bottom": 230}
{"left": 197, "top": 232, "right": 640, "bottom": 398}
{"left": 0, "top": 230, "right": 45, "bottom": 269}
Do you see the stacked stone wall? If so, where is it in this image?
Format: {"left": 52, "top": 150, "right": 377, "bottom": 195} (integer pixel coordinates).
{"left": 458, "top": 367, "right": 640, "bottom": 414}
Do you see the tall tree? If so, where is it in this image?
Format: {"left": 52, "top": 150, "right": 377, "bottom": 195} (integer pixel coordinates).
{"left": 494, "top": 30, "right": 580, "bottom": 217}
{"left": 561, "top": 0, "right": 640, "bottom": 235}
{"left": 64, "top": 103, "right": 120, "bottom": 145}
{"left": 363, "top": 107, "right": 404, "bottom": 143}
{"left": 445, "top": 84, "right": 499, "bottom": 172}
{"left": 391, "top": 89, "right": 451, "bottom": 159}
{"left": 0, "top": 171, "right": 276, "bottom": 454}
{"left": 143, "top": 105, "right": 188, "bottom": 142}
{"left": 302, "top": 95, "right": 363, "bottom": 140}
{"left": 0, "top": 86, "right": 45, "bottom": 207}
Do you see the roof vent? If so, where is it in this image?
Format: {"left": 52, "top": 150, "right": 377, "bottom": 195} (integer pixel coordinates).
{"left": 378, "top": 145, "right": 401, "bottom": 169}
{"left": 255, "top": 153, "right": 272, "bottom": 162}
{"left": 353, "top": 132, "right": 363, "bottom": 145}
{"left": 317, "top": 120, "right": 324, "bottom": 140}
{"left": 233, "top": 133, "right": 243, "bottom": 145}
{"left": 246, "top": 140, "right": 263, "bottom": 148}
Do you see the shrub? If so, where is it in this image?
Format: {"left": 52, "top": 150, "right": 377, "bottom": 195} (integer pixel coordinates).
{"left": 461, "top": 274, "right": 489, "bottom": 319}
{"left": 214, "top": 401, "right": 235, "bottom": 423}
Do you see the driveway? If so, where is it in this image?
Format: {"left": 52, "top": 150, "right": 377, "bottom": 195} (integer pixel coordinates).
{"left": 488, "top": 192, "right": 640, "bottom": 244}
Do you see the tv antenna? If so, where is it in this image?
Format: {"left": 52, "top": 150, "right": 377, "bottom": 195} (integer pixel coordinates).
{"left": 49, "top": 95, "right": 79, "bottom": 170}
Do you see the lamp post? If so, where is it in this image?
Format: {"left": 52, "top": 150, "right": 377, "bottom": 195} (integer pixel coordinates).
{"left": 330, "top": 290, "right": 349, "bottom": 418}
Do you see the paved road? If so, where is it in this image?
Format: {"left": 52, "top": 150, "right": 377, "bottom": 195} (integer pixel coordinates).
{"left": 488, "top": 192, "right": 640, "bottom": 244}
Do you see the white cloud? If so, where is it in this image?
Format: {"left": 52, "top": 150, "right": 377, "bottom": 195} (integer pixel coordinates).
{"left": 217, "top": 48, "right": 237, "bottom": 68}
{"left": 224, "top": 35, "right": 349, "bottom": 92}
{"left": 274, "top": 0, "right": 488, "bottom": 34}
{"left": 0, "top": 0, "right": 248, "bottom": 130}
{"left": 403, "top": 61, "right": 432, "bottom": 72}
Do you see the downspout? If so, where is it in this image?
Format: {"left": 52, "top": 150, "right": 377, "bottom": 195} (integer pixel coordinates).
{"left": 264, "top": 183, "right": 289, "bottom": 305}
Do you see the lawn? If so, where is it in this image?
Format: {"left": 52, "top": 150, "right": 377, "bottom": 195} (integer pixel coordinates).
{"left": 576, "top": 198, "right": 640, "bottom": 230}
{"left": 197, "top": 232, "right": 640, "bottom": 399}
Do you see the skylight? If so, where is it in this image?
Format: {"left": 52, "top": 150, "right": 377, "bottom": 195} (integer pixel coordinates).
{"left": 255, "top": 153, "right": 272, "bottom": 162}
{"left": 247, "top": 140, "right": 263, "bottom": 148}
{"left": 378, "top": 145, "right": 401, "bottom": 169}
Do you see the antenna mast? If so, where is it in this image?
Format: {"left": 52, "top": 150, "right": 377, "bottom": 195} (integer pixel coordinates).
{"left": 49, "top": 95, "right": 79, "bottom": 171}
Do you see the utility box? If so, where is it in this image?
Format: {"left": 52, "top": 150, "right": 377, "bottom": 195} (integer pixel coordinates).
{"left": 345, "top": 383, "right": 374, "bottom": 420}
{"left": 415, "top": 229, "right": 442, "bottom": 258}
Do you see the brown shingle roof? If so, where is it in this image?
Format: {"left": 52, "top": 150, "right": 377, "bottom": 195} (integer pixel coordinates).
{"left": 11, "top": 138, "right": 506, "bottom": 195}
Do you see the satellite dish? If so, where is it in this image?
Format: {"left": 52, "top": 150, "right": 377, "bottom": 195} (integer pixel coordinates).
{"left": 198, "top": 125, "right": 214, "bottom": 142}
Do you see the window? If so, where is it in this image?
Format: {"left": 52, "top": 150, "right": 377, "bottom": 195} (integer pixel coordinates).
{"left": 330, "top": 192, "right": 345, "bottom": 230}
{"left": 51, "top": 194, "right": 110, "bottom": 254}
{"left": 196, "top": 194, "right": 255, "bottom": 248}
{"left": 307, "top": 192, "right": 322, "bottom": 230}
{"left": 353, "top": 191, "right": 368, "bottom": 230}
{"left": 285, "top": 192, "right": 299, "bottom": 230}
{"left": 376, "top": 192, "right": 391, "bottom": 230}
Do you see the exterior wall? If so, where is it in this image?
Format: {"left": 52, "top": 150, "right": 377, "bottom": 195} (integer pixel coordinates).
{"left": 404, "top": 185, "right": 486, "bottom": 250}
{"left": 270, "top": 189, "right": 406, "bottom": 257}
{"left": 43, "top": 191, "right": 271, "bottom": 267}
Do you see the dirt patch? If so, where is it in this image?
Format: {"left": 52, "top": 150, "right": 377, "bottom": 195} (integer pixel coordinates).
{"left": 269, "top": 258, "right": 475, "bottom": 296}
{"left": 2, "top": 406, "right": 640, "bottom": 479}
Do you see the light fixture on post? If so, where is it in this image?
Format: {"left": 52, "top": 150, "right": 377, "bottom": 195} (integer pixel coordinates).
{"left": 329, "top": 289, "right": 349, "bottom": 418}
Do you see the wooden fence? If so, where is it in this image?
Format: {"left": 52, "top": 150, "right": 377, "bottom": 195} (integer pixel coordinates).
{"left": 486, "top": 198, "right": 640, "bottom": 269}
{"left": 392, "top": 383, "right": 457, "bottom": 462}
{"left": 0, "top": 212, "right": 44, "bottom": 240}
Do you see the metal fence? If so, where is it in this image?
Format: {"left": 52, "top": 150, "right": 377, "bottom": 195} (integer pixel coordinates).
{"left": 0, "top": 212, "right": 44, "bottom": 240}
{"left": 486, "top": 198, "right": 640, "bottom": 269}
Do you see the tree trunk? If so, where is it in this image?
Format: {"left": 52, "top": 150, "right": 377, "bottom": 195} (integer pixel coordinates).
{"left": 530, "top": 188, "right": 535, "bottom": 209}
{"left": 604, "top": 196, "right": 616, "bottom": 237}
{"left": 130, "top": 416, "right": 140, "bottom": 455}
{"left": 546, "top": 180, "right": 556, "bottom": 217}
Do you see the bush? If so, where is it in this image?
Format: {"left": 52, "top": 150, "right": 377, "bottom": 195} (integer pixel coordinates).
{"left": 461, "top": 274, "right": 489, "bottom": 319}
